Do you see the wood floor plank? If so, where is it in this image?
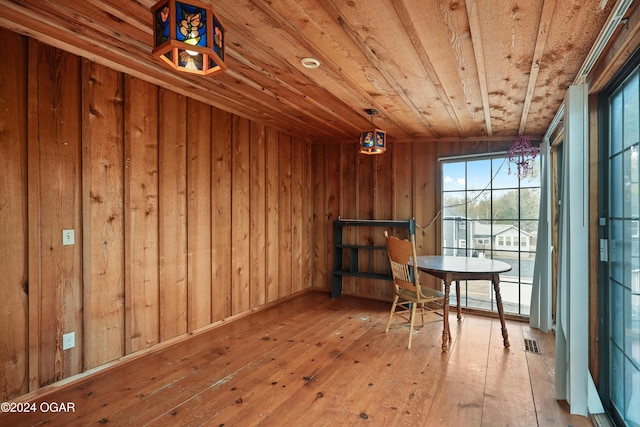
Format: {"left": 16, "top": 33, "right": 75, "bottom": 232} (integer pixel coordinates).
{"left": 0, "top": 291, "right": 593, "bottom": 427}
{"left": 372, "top": 313, "right": 460, "bottom": 425}
{"left": 481, "top": 319, "right": 537, "bottom": 426}
{"left": 299, "top": 324, "right": 411, "bottom": 424}
{"left": 90, "top": 293, "right": 346, "bottom": 425}
{"left": 6, "top": 292, "right": 328, "bottom": 426}
{"left": 257, "top": 319, "right": 388, "bottom": 426}
{"left": 258, "top": 309, "right": 446, "bottom": 426}
{"left": 201, "top": 304, "right": 389, "bottom": 426}
{"left": 324, "top": 311, "right": 449, "bottom": 424}
{"left": 147, "top": 297, "right": 387, "bottom": 425}
{"left": 523, "top": 325, "right": 593, "bottom": 427}
{"left": 423, "top": 314, "right": 493, "bottom": 426}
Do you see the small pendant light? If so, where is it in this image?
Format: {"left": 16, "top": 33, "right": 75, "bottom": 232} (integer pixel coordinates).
{"left": 359, "top": 109, "right": 386, "bottom": 155}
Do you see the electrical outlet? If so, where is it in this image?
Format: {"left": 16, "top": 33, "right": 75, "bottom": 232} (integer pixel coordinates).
{"left": 62, "top": 229, "right": 75, "bottom": 246}
{"left": 62, "top": 332, "right": 75, "bottom": 350}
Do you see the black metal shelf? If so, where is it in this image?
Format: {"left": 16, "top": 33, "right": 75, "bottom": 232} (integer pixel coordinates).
{"left": 332, "top": 270, "right": 392, "bottom": 279}
{"left": 336, "top": 244, "right": 387, "bottom": 250}
{"left": 331, "top": 217, "right": 415, "bottom": 298}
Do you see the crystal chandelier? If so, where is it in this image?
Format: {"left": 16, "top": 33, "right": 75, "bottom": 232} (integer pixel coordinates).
{"left": 507, "top": 135, "right": 538, "bottom": 178}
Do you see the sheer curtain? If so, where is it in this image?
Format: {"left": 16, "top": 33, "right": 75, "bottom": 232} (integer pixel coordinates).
{"left": 530, "top": 141, "right": 552, "bottom": 332}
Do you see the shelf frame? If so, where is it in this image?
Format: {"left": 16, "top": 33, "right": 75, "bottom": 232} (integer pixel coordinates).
{"left": 331, "top": 218, "right": 416, "bottom": 298}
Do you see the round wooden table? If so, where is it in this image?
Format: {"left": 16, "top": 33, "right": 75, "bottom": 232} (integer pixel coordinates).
{"left": 414, "top": 255, "right": 513, "bottom": 351}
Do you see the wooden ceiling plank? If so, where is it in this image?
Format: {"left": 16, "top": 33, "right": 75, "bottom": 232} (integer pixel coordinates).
{"left": 466, "top": 0, "right": 493, "bottom": 137}
{"left": 0, "top": 3, "right": 329, "bottom": 139}
{"left": 227, "top": 70, "right": 352, "bottom": 136}
{"left": 228, "top": 0, "right": 421, "bottom": 137}
{"left": 83, "top": 0, "right": 153, "bottom": 36}
{"left": 476, "top": 0, "right": 545, "bottom": 136}
{"left": 222, "top": 30, "right": 368, "bottom": 137}
{"left": 215, "top": 0, "right": 384, "bottom": 129}
{"left": 317, "top": 0, "right": 439, "bottom": 138}
{"left": 393, "top": 0, "right": 467, "bottom": 137}
{"left": 518, "top": 0, "right": 557, "bottom": 135}
{"left": 271, "top": 0, "right": 436, "bottom": 137}
{"left": 18, "top": 0, "right": 152, "bottom": 51}
{"left": 227, "top": 48, "right": 354, "bottom": 137}
{"left": 105, "top": 0, "right": 156, "bottom": 25}
{"left": 0, "top": 0, "right": 350, "bottom": 139}
{"left": 213, "top": 5, "right": 377, "bottom": 137}
{"left": 222, "top": 76, "right": 339, "bottom": 138}
{"left": 0, "top": 0, "right": 620, "bottom": 142}
{"left": 525, "top": 0, "right": 614, "bottom": 135}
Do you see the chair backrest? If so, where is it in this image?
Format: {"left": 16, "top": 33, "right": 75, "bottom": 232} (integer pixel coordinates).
{"left": 384, "top": 231, "right": 420, "bottom": 298}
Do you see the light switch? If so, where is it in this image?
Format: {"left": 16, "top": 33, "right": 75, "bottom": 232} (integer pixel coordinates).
{"left": 62, "top": 229, "right": 75, "bottom": 246}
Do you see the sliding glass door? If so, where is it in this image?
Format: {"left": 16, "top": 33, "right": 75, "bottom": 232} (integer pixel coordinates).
{"left": 601, "top": 65, "right": 640, "bottom": 427}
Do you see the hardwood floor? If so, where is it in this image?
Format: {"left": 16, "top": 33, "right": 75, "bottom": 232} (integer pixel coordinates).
{"left": 1, "top": 291, "right": 592, "bottom": 427}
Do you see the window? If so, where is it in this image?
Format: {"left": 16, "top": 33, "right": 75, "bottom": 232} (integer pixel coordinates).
{"left": 441, "top": 155, "right": 540, "bottom": 316}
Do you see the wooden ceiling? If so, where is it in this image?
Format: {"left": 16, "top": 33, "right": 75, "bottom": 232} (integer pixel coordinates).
{"left": 0, "top": 0, "right": 622, "bottom": 143}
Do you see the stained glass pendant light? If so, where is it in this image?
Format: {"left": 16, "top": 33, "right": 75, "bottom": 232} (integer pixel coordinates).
{"left": 152, "top": 0, "right": 227, "bottom": 76}
{"left": 359, "top": 109, "right": 387, "bottom": 155}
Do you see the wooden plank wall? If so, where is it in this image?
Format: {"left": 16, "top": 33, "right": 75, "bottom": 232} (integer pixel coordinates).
{"left": 82, "top": 61, "right": 125, "bottom": 369}
{"left": 0, "top": 29, "right": 312, "bottom": 401}
{"left": 30, "top": 39, "right": 84, "bottom": 389}
{"left": 310, "top": 140, "right": 512, "bottom": 301}
{"left": 0, "top": 29, "right": 28, "bottom": 402}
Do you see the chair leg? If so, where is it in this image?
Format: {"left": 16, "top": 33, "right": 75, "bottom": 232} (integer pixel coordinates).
{"left": 408, "top": 302, "right": 417, "bottom": 349}
{"left": 385, "top": 295, "right": 399, "bottom": 333}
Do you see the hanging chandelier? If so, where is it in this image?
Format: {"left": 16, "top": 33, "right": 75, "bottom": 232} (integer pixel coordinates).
{"left": 507, "top": 135, "right": 538, "bottom": 178}
{"left": 359, "top": 109, "right": 387, "bottom": 155}
{"left": 151, "top": 0, "right": 227, "bottom": 77}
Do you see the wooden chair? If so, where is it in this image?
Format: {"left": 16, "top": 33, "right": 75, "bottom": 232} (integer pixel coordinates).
{"left": 384, "top": 231, "right": 446, "bottom": 349}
